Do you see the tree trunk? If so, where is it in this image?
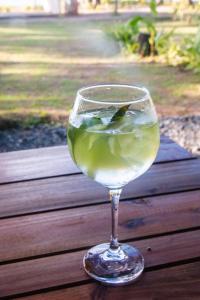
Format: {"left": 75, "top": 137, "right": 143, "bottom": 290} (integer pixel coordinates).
{"left": 92, "top": 0, "right": 101, "bottom": 9}
{"left": 66, "top": 0, "right": 78, "bottom": 15}
{"left": 114, "top": 0, "right": 118, "bottom": 15}
{"left": 188, "top": 0, "right": 194, "bottom": 6}
{"left": 138, "top": 33, "right": 151, "bottom": 57}
{"left": 138, "top": 33, "right": 157, "bottom": 57}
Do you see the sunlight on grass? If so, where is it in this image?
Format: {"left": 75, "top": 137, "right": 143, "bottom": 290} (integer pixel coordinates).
{"left": 0, "top": 27, "right": 39, "bottom": 35}
{"left": 0, "top": 49, "right": 125, "bottom": 64}
{"left": 0, "top": 66, "right": 50, "bottom": 75}
{"left": 173, "top": 83, "right": 200, "bottom": 98}
{"left": 156, "top": 21, "right": 198, "bottom": 35}
{"left": 0, "top": 18, "right": 199, "bottom": 124}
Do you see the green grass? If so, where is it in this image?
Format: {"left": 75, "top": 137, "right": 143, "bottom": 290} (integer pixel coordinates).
{"left": 0, "top": 17, "right": 199, "bottom": 126}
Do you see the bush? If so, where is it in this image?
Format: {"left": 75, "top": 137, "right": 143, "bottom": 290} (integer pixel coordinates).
{"left": 113, "top": 22, "right": 139, "bottom": 53}
{"left": 113, "top": 16, "right": 171, "bottom": 56}
{"left": 181, "top": 28, "right": 200, "bottom": 73}
{"left": 160, "top": 28, "right": 200, "bottom": 73}
{"left": 113, "top": 19, "right": 200, "bottom": 73}
{"left": 113, "top": 1, "right": 159, "bottom": 56}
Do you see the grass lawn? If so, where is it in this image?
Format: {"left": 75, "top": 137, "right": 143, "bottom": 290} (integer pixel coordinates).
{"left": 0, "top": 16, "right": 199, "bottom": 126}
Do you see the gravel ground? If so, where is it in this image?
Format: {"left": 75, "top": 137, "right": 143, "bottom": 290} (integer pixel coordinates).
{"left": 160, "top": 116, "right": 200, "bottom": 156}
{"left": 0, "top": 116, "right": 199, "bottom": 155}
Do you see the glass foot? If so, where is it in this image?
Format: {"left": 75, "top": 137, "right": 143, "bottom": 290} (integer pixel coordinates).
{"left": 83, "top": 243, "right": 144, "bottom": 286}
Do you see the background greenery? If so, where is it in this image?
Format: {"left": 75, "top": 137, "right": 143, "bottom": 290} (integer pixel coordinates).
{"left": 0, "top": 15, "right": 199, "bottom": 126}
{"left": 112, "top": 1, "right": 200, "bottom": 72}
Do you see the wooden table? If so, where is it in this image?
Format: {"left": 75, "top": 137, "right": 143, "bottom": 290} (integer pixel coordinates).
{"left": 0, "top": 136, "right": 200, "bottom": 299}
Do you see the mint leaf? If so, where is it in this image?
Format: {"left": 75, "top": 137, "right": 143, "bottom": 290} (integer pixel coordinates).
{"left": 106, "top": 104, "right": 130, "bottom": 129}
{"left": 111, "top": 104, "right": 130, "bottom": 122}
{"left": 68, "top": 116, "right": 102, "bottom": 161}
{"left": 80, "top": 117, "right": 102, "bottom": 129}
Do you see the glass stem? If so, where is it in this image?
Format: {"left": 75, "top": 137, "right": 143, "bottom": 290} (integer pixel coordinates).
{"left": 109, "top": 188, "right": 122, "bottom": 250}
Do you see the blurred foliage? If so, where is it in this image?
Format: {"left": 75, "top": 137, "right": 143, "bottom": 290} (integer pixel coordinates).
{"left": 113, "top": 0, "right": 159, "bottom": 55}
{"left": 149, "top": 0, "right": 158, "bottom": 16}
{"left": 165, "top": 27, "right": 200, "bottom": 73}
{"left": 113, "top": 17, "right": 174, "bottom": 56}
{"left": 112, "top": 0, "right": 200, "bottom": 73}
{"left": 172, "top": 1, "right": 200, "bottom": 23}
{"left": 183, "top": 29, "right": 200, "bottom": 73}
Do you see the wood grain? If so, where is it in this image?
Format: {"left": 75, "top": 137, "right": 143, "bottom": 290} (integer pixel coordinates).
{"left": 0, "top": 230, "right": 200, "bottom": 297}
{"left": 0, "top": 142, "right": 198, "bottom": 299}
{"left": 23, "top": 261, "right": 200, "bottom": 300}
{"left": 0, "top": 159, "right": 199, "bottom": 218}
{"left": 0, "top": 136, "right": 192, "bottom": 184}
{"left": 0, "top": 146, "right": 78, "bottom": 185}
{"left": 0, "top": 190, "right": 199, "bottom": 262}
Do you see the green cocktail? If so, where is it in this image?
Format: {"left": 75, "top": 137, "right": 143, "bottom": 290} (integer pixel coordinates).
{"left": 68, "top": 85, "right": 160, "bottom": 285}
{"left": 68, "top": 108, "right": 159, "bottom": 188}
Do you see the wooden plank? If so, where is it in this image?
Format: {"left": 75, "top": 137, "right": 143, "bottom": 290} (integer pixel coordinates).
{"left": 0, "top": 146, "right": 78, "bottom": 185}
{"left": 23, "top": 261, "right": 200, "bottom": 300}
{"left": 0, "top": 190, "right": 199, "bottom": 262}
{"left": 0, "top": 159, "right": 199, "bottom": 218}
{"left": 0, "top": 230, "right": 200, "bottom": 297}
{"left": 0, "top": 136, "right": 192, "bottom": 184}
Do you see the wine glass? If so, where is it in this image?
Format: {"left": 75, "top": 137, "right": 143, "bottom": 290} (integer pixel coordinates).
{"left": 67, "top": 84, "right": 160, "bottom": 286}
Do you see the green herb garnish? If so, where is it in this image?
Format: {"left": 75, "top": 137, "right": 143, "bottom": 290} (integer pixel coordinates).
{"left": 107, "top": 104, "right": 130, "bottom": 129}
{"left": 111, "top": 105, "right": 130, "bottom": 122}
{"left": 67, "top": 116, "right": 103, "bottom": 160}
{"left": 80, "top": 117, "right": 102, "bottom": 129}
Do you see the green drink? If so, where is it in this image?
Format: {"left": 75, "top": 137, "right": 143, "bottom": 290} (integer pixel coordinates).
{"left": 68, "top": 108, "right": 159, "bottom": 188}
{"left": 68, "top": 85, "right": 160, "bottom": 285}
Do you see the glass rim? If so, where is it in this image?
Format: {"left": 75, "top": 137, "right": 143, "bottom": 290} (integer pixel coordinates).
{"left": 77, "top": 84, "right": 150, "bottom": 105}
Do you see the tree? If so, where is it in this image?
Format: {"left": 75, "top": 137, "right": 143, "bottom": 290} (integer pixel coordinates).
{"left": 188, "top": 0, "right": 195, "bottom": 7}
{"left": 65, "top": 0, "right": 78, "bottom": 15}
{"left": 114, "top": 0, "right": 118, "bottom": 15}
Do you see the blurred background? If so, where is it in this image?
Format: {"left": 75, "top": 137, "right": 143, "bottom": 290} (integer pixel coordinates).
{"left": 0, "top": 0, "right": 199, "bottom": 154}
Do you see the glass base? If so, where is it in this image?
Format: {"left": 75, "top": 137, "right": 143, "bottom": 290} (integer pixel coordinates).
{"left": 83, "top": 243, "right": 144, "bottom": 286}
